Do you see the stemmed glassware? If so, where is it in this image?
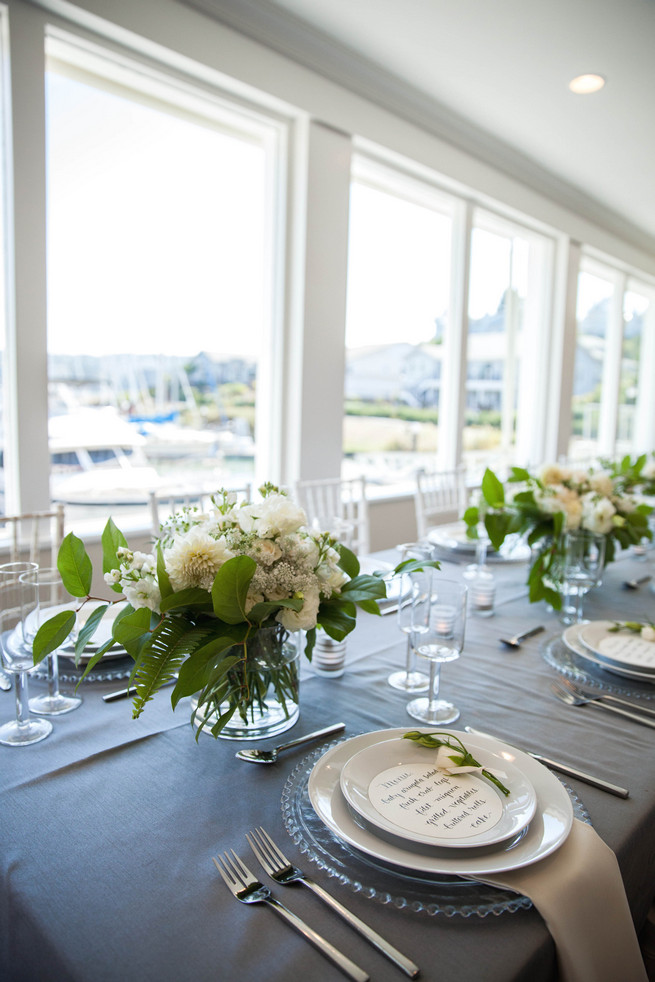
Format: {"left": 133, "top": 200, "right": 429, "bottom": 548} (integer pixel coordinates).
{"left": 387, "top": 569, "right": 431, "bottom": 692}
{"left": 0, "top": 561, "right": 53, "bottom": 746}
{"left": 23, "top": 566, "right": 82, "bottom": 716}
{"left": 407, "top": 576, "right": 467, "bottom": 725}
{"left": 559, "top": 529, "right": 606, "bottom": 624}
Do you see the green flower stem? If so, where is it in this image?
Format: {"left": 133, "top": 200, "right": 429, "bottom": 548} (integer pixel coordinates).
{"left": 403, "top": 730, "right": 511, "bottom": 797}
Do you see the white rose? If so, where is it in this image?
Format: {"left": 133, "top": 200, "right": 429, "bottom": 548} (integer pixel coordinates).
{"left": 276, "top": 585, "right": 320, "bottom": 631}
{"left": 581, "top": 493, "right": 616, "bottom": 535}
{"left": 249, "top": 538, "right": 283, "bottom": 565}
{"left": 538, "top": 463, "right": 569, "bottom": 486}
{"left": 315, "top": 561, "right": 348, "bottom": 594}
{"left": 589, "top": 472, "right": 615, "bottom": 497}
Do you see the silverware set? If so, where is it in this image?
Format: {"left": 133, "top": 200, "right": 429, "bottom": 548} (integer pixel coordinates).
{"left": 550, "top": 678, "right": 655, "bottom": 730}
{"left": 213, "top": 827, "right": 419, "bottom": 980}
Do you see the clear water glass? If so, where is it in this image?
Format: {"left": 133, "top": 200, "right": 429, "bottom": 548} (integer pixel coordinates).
{"left": 407, "top": 577, "right": 467, "bottom": 725}
{"left": 387, "top": 569, "right": 431, "bottom": 692}
{"left": 22, "top": 566, "right": 82, "bottom": 716}
{"left": 0, "top": 562, "right": 53, "bottom": 747}
{"left": 560, "top": 529, "right": 606, "bottom": 624}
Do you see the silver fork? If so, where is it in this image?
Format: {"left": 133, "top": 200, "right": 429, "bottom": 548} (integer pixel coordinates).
{"left": 247, "top": 827, "right": 419, "bottom": 978}
{"left": 550, "top": 680, "right": 655, "bottom": 729}
{"left": 557, "top": 676, "right": 655, "bottom": 720}
{"left": 212, "top": 851, "right": 369, "bottom": 982}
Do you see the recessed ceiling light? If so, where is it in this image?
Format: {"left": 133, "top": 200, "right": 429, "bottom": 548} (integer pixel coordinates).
{"left": 569, "top": 74, "right": 605, "bottom": 94}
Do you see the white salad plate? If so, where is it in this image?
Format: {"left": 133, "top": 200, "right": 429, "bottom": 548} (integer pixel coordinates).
{"left": 309, "top": 728, "right": 573, "bottom": 877}
{"left": 562, "top": 623, "right": 655, "bottom": 682}
{"left": 340, "top": 736, "right": 537, "bottom": 848}
{"left": 579, "top": 620, "right": 655, "bottom": 675}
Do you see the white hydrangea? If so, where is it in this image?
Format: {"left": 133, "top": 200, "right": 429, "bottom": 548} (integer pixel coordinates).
{"left": 123, "top": 578, "right": 161, "bottom": 613}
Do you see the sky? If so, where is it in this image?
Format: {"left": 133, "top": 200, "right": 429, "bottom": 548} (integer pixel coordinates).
{"left": 47, "top": 69, "right": 519, "bottom": 361}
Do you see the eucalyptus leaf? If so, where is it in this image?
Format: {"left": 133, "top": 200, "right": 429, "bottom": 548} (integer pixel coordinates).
{"left": 57, "top": 532, "right": 92, "bottom": 598}
{"left": 32, "top": 610, "right": 76, "bottom": 662}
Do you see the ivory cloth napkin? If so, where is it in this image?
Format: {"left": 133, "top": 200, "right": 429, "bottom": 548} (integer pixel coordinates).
{"left": 477, "top": 819, "right": 648, "bottom": 982}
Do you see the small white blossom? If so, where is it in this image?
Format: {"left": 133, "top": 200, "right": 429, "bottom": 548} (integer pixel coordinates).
{"left": 641, "top": 625, "right": 655, "bottom": 642}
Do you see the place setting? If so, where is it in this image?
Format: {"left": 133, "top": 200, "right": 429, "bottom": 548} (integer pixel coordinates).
{"left": 281, "top": 722, "right": 646, "bottom": 981}
{"left": 543, "top": 616, "right": 655, "bottom": 708}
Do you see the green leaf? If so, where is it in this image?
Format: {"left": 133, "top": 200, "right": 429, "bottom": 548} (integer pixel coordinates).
{"left": 156, "top": 542, "right": 173, "bottom": 600}
{"left": 247, "top": 597, "right": 302, "bottom": 625}
{"left": 463, "top": 506, "right": 479, "bottom": 530}
{"left": 393, "top": 558, "right": 440, "bottom": 576}
{"left": 336, "top": 544, "right": 359, "bottom": 579}
{"left": 32, "top": 610, "right": 76, "bottom": 662}
{"left": 101, "top": 519, "right": 128, "bottom": 591}
{"left": 160, "top": 587, "right": 213, "bottom": 612}
{"left": 211, "top": 555, "right": 256, "bottom": 623}
{"left": 112, "top": 606, "right": 152, "bottom": 651}
{"left": 57, "top": 532, "right": 93, "bottom": 597}
{"left": 509, "top": 466, "right": 531, "bottom": 482}
{"left": 340, "top": 573, "right": 387, "bottom": 602}
{"left": 74, "top": 603, "right": 109, "bottom": 656}
{"left": 481, "top": 468, "right": 505, "bottom": 507}
{"left": 317, "top": 599, "right": 357, "bottom": 640}
{"left": 484, "top": 512, "right": 511, "bottom": 551}
{"left": 174, "top": 644, "right": 243, "bottom": 706}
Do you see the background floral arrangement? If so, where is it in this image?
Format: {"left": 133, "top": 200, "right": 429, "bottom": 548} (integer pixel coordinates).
{"left": 34, "top": 484, "right": 434, "bottom": 735}
{"left": 464, "top": 464, "right": 653, "bottom": 608}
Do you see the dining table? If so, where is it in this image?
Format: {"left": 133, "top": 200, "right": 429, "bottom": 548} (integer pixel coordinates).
{"left": 2, "top": 542, "right": 655, "bottom": 982}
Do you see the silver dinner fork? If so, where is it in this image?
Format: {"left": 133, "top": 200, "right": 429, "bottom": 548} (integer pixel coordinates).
{"left": 212, "top": 851, "right": 369, "bottom": 982}
{"left": 550, "top": 680, "right": 655, "bottom": 729}
{"left": 557, "top": 675, "right": 655, "bottom": 720}
{"left": 246, "top": 827, "right": 419, "bottom": 978}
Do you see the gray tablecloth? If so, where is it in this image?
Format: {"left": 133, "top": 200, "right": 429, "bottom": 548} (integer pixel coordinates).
{"left": 2, "top": 549, "right": 654, "bottom": 982}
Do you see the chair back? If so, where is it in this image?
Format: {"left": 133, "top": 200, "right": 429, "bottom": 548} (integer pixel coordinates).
{"left": 294, "top": 476, "right": 370, "bottom": 555}
{"left": 149, "top": 485, "right": 252, "bottom": 538}
{"left": 414, "top": 466, "right": 468, "bottom": 539}
{"left": 0, "top": 504, "right": 66, "bottom": 567}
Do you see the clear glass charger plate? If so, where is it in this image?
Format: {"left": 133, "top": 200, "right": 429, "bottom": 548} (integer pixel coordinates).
{"left": 542, "top": 637, "right": 655, "bottom": 703}
{"left": 30, "top": 653, "right": 134, "bottom": 684}
{"left": 281, "top": 737, "right": 590, "bottom": 919}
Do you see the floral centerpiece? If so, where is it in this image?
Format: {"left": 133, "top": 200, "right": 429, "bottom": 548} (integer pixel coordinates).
{"left": 34, "top": 484, "right": 436, "bottom": 737}
{"left": 599, "top": 452, "right": 655, "bottom": 498}
{"left": 463, "top": 464, "right": 653, "bottom": 609}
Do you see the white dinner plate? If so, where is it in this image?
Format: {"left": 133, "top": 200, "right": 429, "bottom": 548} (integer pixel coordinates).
{"left": 340, "top": 736, "right": 537, "bottom": 849}
{"left": 427, "top": 523, "right": 531, "bottom": 564}
{"left": 309, "top": 728, "right": 573, "bottom": 876}
{"left": 562, "top": 623, "right": 655, "bottom": 682}
{"left": 579, "top": 620, "right": 655, "bottom": 675}
{"left": 49, "top": 600, "right": 128, "bottom": 662}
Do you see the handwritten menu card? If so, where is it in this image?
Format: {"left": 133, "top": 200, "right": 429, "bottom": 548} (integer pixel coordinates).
{"left": 596, "top": 634, "right": 655, "bottom": 669}
{"left": 368, "top": 762, "right": 503, "bottom": 840}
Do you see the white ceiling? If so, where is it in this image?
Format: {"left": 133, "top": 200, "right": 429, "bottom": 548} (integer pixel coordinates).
{"left": 187, "top": 0, "right": 655, "bottom": 254}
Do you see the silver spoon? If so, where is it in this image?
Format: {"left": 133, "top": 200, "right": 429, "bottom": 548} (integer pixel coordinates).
{"left": 499, "top": 625, "right": 545, "bottom": 648}
{"left": 622, "top": 574, "right": 652, "bottom": 590}
{"left": 235, "top": 722, "right": 345, "bottom": 764}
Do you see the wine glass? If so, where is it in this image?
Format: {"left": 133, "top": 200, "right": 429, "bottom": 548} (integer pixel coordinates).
{"left": 387, "top": 569, "right": 431, "bottom": 692}
{"left": 559, "top": 529, "right": 606, "bottom": 624}
{"left": 22, "top": 566, "right": 82, "bottom": 715}
{"left": 0, "top": 562, "right": 53, "bottom": 746}
{"left": 407, "top": 577, "right": 467, "bottom": 725}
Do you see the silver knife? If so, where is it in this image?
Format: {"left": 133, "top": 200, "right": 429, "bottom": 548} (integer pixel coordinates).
{"left": 464, "top": 726, "right": 629, "bottom": 798}
{"left": 103, "top": 676, "right": 178, "bottom": 703}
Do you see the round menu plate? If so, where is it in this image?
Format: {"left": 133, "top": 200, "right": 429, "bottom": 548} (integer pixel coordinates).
{"left": 562, "top": 624, "right": 655, "bottom": 683}
{"left": 340, "top": 736, "right": 537, "bottom": 849}
{"left": 579, "top": 621, "right": 655, "bottom": 675}
{"left": 309, "top": 728, "right": 573, "bottom": 877}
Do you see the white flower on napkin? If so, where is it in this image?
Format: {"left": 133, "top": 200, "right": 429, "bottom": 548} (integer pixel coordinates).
{"left": 434, "top": 745, "right": 507, "bottom": 783}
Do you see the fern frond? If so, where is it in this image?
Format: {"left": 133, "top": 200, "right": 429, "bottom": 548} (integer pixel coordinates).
{"left": 131, "top": 615, "right": 217, "bottom": 718}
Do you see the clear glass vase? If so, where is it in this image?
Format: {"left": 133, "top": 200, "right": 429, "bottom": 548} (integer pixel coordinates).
{"left": 191, "top": 625, "right": 301, "bottom": 740}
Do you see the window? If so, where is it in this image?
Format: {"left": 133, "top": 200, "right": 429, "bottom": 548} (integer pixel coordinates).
{"left": 44, "top": 39, "right": 281, "bottom": 530}
{"left": 344, "top": 161, "right": 453, "bottom": 489}
{"left": 617, "top": 287, "right": 650, "bottom": 453}
{"left": 464, "top": 213, "right": 552, "bottom": 481}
